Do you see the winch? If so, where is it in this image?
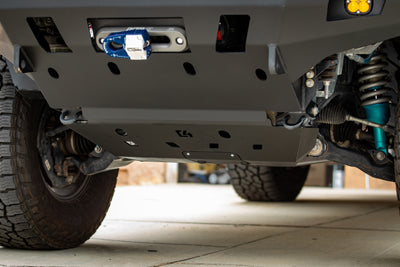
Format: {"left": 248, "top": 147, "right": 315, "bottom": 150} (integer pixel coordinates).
{"left": 98, "top": 26, "right": 188, "bottom": 60}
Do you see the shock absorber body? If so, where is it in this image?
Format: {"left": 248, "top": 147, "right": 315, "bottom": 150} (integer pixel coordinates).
{"left": 358, "top": 54, "right": 392, "bottom": 154}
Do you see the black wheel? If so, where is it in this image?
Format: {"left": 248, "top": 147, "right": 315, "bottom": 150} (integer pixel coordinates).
{"left": 228, "top": 164, "right": 309, "bottom": 202}
{"left": 0, "top": 58, "right": 118, "bottom": 249}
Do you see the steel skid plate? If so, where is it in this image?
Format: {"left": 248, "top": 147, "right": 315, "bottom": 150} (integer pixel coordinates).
{"left": 68, "top": 107, "right": 318, "bottom": 166}
{"left": 1, "top": 1, "right": 400, "bottom": 164}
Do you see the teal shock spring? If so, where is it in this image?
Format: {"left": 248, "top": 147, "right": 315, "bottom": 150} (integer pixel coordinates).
{"left": 358, "top": 54, "right": 392, "bottom": 154}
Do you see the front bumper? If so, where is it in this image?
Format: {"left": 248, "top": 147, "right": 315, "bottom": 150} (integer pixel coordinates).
{"left": 0, "top": 0, "right": 399, "bottom": 165}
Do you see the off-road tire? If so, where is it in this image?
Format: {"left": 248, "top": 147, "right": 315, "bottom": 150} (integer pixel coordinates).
{"left": 395, "top": 87, "right": 400, "bottom": 209}
{"left": 228, "top": 164, "right": 309, "bottom": 202}
{"left": 0, "top": 58, "right": 118, "bottom": 249}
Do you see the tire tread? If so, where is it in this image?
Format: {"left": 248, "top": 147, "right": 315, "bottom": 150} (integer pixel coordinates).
{"left": 228, "top": 164, "right": 309, "bottom": 202}
{"left": 0, "top": 57, "right": 117, "bottom": 249}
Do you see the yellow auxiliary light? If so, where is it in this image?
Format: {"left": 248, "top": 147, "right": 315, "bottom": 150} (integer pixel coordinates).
{"left": 346, "top": 0, "right": 372, "bottom": 15}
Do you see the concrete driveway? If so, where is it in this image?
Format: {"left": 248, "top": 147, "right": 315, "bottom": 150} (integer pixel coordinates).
{"left": 0, "top": 184, "right": 399, "bottom": 267}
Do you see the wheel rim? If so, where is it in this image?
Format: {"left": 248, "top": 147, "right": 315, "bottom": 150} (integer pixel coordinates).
{"left": 37, "top": 106, "right": 91, "bottom": 201}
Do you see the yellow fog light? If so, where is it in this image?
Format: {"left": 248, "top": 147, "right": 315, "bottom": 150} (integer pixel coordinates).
{"left": 346, "top": 0, "right": 372, "bottom": 14}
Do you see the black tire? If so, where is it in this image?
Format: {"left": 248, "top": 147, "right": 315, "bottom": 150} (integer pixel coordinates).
{"left": 228, "top": 164, "right": 309, "bottom": 202}
{"left": 395, "top": 87, "right": 400, "bottom": 208}
{"left": 0, "top": 58, "right": 118, "bottom": 249}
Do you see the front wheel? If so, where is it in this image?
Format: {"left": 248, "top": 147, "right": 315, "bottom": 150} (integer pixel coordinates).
{"left": 0, "top": 58, "right": 117, "bottom": 249}
{"left": 228, "top": 164, "right": 309, "bottom": 202}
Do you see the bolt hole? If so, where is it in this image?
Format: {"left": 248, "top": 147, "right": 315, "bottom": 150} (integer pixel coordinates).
{"left": 115, "top": 128, "right": 128, "bottom": 136}
{"left": 255, "top": 68, "right": 267, "bottom": 81}
{"left": 166, "top": 142, "right": 180, "bottom": 148}
{"left": 125, "top": 140, "right": 137, "bottom": 146}
{"left": 183, "top": 62, "right": 196, "bottom": 76}
{"left": 108, "top": 62, "right": 120, "bottom": 75}
{"left": 253, "top": 144, "right": 263, "bottom": 150}
{"left": 209, "top": 143, "right": 219, "bottom": 149}
{"left": 48, "top": 68, "right": 59, "bottom": 79}
{"left": 218, "top": 130, "right": 231, "bottom": 139}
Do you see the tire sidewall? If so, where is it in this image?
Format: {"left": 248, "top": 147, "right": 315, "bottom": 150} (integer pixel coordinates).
{"left": 14, "top": 96, "right": 117, "bottom": 249}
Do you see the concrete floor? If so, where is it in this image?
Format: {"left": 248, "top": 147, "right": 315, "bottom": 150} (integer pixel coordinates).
{"left": 1, "top": 184, "right": 400, "bottom": 267}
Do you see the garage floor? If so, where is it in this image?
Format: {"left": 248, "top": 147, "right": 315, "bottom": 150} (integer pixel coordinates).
{"left": 0, "top": 184, "right": 400, "bottom": 267}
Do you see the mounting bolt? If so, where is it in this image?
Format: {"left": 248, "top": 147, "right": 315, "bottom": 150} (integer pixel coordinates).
{"left": 306, "top": 79, "right": 315, "bottom": 88}
{"left": 308, "top": 104, "right": 319, "bottom": 117}
{"left": 176, "top": 37, "right": 184, "bottom": 45}
{"left": 308, "top": 138, "right": 325, "bottom": 157}
{"left": 376, "top": 151, "right": 386, "bottom": 161}
{"left": 94, "top": 145, "right": 103, "bottom": 154}
{"left": 306, "top": 70, "right": 315, "bottom": 79}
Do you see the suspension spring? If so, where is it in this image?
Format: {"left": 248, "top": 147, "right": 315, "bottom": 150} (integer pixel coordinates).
{"left": 358, "top": 54, "right": 392, "bottom": 106}
{"left": 358, "top": 53, "right": 392, "bottom": 154}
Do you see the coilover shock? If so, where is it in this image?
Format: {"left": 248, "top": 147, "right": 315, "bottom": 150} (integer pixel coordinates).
{"left": 358, "top": 53, "right": 392, "bottom": 154}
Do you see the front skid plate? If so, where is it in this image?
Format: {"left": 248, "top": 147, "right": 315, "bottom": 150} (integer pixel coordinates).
{"left": 69, "top": 109, "right": 318, "bottom": 165}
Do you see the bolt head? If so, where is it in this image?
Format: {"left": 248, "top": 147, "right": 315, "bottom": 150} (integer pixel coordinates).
{"left": 176, "top": 37, "right": 184, "bottom": 45}
{"left": 308, "top": 139, "right": 325, "bottom": 157}
{"left": 311, "top": 106, "right": 319, "bottom": 116}
{"left": 376, "top": 151, "right": 386, "bottom": 161}
{"left": 306, "top": 71, "right": 315, "bottom": 79}
{"left": 306, "top": 79, "right": 315, "bottom": 88}
{"left": 94, "top": 145, "right": 103, "bottom": 153}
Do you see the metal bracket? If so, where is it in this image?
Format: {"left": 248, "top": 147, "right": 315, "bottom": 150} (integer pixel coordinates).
{"left": 13, "top": 44, "right": 34, "bottom": 73}
{"left": 268, "top": 44, "right": 285, "bottom": 75}
{"left": 60, "top": 108, "right": 88, "bottom": 125}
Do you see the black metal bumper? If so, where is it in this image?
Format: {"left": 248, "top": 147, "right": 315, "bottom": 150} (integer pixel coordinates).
{"left": 0, "top": 0, "right": 399, "bottom": 165}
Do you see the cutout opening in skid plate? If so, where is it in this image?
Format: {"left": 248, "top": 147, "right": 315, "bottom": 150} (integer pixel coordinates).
{"left": 27, "top": 17, "right": 72, "bottom": 53}
{"left": 87, "top": 18, "right": 189, "bottom": 53}
{"left": 216, "top": 15, "right": 250, "bottom": 53}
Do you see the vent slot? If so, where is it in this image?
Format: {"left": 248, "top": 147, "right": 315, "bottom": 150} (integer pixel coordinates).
{"left": 166, "top": 142, "right": 180, "bottom": 148}
{"left": 209, "top": 143, "right": 219, "bottom": 149}
{"left": 27, "top": 17, "right": 72, "bottom": 53}
{"left": 253, "top": 144, "right": 263, "bottom": 150}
